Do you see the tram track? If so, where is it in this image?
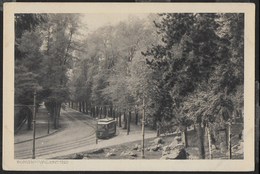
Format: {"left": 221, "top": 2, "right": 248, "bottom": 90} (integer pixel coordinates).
{"left": 15, "top": 136, "right": 96, "bottom": 159}
{"left": 15, "top": 109, "right": 97, "bottom": 159}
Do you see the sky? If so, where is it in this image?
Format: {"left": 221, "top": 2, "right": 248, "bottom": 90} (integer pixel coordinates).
{"left": 81, "top": 13, "right": 149, "bottom": 33}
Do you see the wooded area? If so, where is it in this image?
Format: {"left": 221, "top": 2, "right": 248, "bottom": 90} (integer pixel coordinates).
{"left": 15, "top": 13, "right": 244, "bottom": 159}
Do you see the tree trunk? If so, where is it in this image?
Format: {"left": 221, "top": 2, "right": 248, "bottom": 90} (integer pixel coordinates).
{"left": 101, "top": 107, "right": 103, "bottom": 118}
{"left": 135, "top": 110, "right": 138, "bottom": 125}
{"left": 27, "top": 110, "right": 32, "bottom": 130}
{"left": 84, "top": 101, "right": 87, "bottom": 113}
{"left": 104, "top": 106, "right": 107, "bottom": 117}
{"left": 96, "top": 106, "right": 99, "bottom": 118}
{"left": 96, "top": 107, "right": 98, "bottom": 118}
{"left": 79, "top": 101, "right": 82, "bottom": 112}
{"left": 207, "top": 124, "right": 212, "bottom": 159}
{"left": 107, "top": 107, "right": 109, "bottom": 117}
{"left": 115, "top": 108, "right": 118, "bottom": 123}
{"left": 156, "top": 121, "right": 160, "bottom": 137}
{"left": 127, "top": 111, "right": 131, "bottom": 135}
{"left": 82, "top": 101, "right": 85, "bottom": 113}
{"left": 123, "top": 111, "right": 127, "bottom": 129}
{"left": 57, "top": 103, "right": 61, "bottom": 128}
{"left": 119, "top": 111, "right": 122, "bottom": 127}
{"left": 228, "top": 122, "right": 232, "bottom": 159}
{"left": 141, "top": 98, "right": 145, "bottom": 159}
{"left": 85, "top": 102, "right": 88, "bottom": 114}
{"left": 53, "top": 103, "right": 57, "bottom": 129}
{"left": 183, "top": 127, "right": 188, "bottom": 148}
{"left": 198, "top": 122, "right": 205, "bottom": 159}
{"left": 100, "top": 106, "right": 102, "bottom": 117}
{"left": 113, "top": 108, "right": 116, "bottom": 120}
{"left": 94, "top": 107, "right": 96, "bottom": 118}
{"left": 193, "top": 123, "right": 197, "bottom": 132}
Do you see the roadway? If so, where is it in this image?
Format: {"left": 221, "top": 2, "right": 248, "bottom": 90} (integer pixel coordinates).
{"left": 14, "top": 108, "right": 97, "bottom": 159}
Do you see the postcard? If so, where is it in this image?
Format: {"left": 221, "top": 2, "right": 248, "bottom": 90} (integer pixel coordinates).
{"left": 3, "top": 2, "right": 255, "bottom": 171}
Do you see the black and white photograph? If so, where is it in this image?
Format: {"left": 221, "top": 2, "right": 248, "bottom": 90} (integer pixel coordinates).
{"left": 3, "top": 3, "right": 255, "bottom": 171}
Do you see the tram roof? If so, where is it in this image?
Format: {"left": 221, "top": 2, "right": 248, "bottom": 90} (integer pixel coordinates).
{"left": 97, "top": 118, "right": 116, "bottom": 124}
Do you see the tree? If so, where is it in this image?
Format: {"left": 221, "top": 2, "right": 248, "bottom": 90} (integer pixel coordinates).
{"left": 16, "top": 14, "right": 82, "bottom": 129}
{"left": 15, "top": 14, "right": 48, "bottom": 130}
{"left": 40, "top": 14, "right": 82, "bottom": 128}
{"left": 15, "top": 14, "right": 47, "bottom": 105}
{"left": 143, "top": 13, "right": 244, "bottom": 159}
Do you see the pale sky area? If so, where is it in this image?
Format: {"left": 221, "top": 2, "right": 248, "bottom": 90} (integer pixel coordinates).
{"left": 81, "top": 13, "right": 149, "bottom": 33}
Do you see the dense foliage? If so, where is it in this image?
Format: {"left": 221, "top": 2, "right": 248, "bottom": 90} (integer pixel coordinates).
{"left": 143, "top": 13, "right": 244, "bottom": 158}
{"left": 15, "top": 14, "right": 82, "bottom": 128}
{"left": 15, "top": 13, "right": 244, "bottom": 158}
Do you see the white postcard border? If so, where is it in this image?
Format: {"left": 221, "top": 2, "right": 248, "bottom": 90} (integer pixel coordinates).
{"left": 3, "top": 2, "right": 255, "bottom": 171}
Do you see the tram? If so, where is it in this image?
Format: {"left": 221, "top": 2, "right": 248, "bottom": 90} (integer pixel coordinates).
{"left": 96, "top": 118, "right": 117, "bottom": 139}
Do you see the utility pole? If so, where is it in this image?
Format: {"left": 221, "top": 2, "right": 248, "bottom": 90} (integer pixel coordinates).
{"left": 141, "top": 97, "right": 145, "bottom": 159}
{"left": 228, "top": 120, "right": 232, "bottom": 159}
{"left": 32, "top": 90, "right": 37, "bottom": 159}
{"left": 96, "top": 123, "right": 98, "bottom": 144}
{"left": 47, "top": 112, "right": 50, "bottom": 134}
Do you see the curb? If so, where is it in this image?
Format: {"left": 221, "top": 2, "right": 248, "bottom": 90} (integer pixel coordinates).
{"left": 14, "top": 129, "right": 59, "bottom": 144}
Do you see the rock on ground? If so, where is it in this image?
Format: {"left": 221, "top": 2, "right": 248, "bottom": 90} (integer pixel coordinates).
{"left": 162, "top": 145, "right": 171, "bottom": 156}
{"left": 211, "top": 144, "right": 217, "bottom": 151}
{"left": 132, "top": 144, "right": 142, "bottom": 151}
{"left": 90, "top": 148, "right": 105, "bottom": 154}
{"left": 153, "top": 137, "right": 164, "bottom": 144}
{"left": 160, "top": 148, "right": 189, "bottom": 160}
{"left": 109, "top": 148, "right": 116, "bottom": 153}
{"left": 169, "top": 137, "right": 182, "bottom": 148}
{"left": 174, "top": 136, "right": 182, "bottom": 143}
{"left": 120, "top": 151, "right": 137, "bottom": 157}
{"left": 175, "top": 148, "right": 189, "bottom": 159}
{"left": 71, "top": 153, "right": 84, "bottom": 159}
{"left": 162, "top": 145, "right": 171, "bottom": 152}
{"left": 185, "top": 147, "right": 200, "bottom": 159}
{"left": 105, "top": 152, "right": 116, "bottom": 158}
{"left": 137, "top": 145, "right": 142, "bottom": 150}
{"left": 160, "top": 150, "right": 179, "bottom": 160}
{"left": 151, "top": 145, "right": 159, "bottom": 151}
{"left": 132, "top": 144, "right": 139, "bottom": 150}
{"left": 150, "top": 144, "right": 163, "bottom": 152}
{"left": 220, "top": 142, "right": 227, "bottom": 153}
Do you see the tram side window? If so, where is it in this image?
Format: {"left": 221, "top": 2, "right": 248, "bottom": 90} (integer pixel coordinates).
{"left": 98, "top": 124, "right": 106, "bottom": 130}
{"left": 107, "top": 123, "right": 115, "bottom": 129}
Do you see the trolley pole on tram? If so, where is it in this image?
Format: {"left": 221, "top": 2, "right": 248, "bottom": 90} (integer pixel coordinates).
{"left": 141, "top": 97, "right": 145, "bottom": 159}
{"left": 32, "top": 90, "right": 37, "bottom": 159}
